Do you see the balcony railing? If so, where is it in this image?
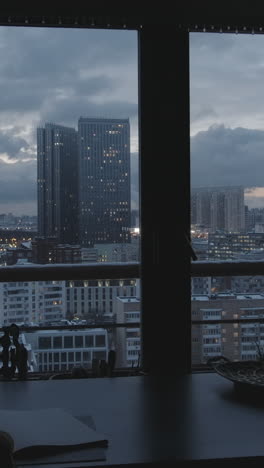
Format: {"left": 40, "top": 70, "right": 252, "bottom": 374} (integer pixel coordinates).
{"left": 0, "top": 261, "right": 140, "bottom": 282}
{"left": 191, "top": 259, "right": 264, "bottom": 277}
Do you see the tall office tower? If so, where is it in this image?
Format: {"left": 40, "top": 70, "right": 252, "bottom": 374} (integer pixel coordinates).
{"left": 37, "top": 123, "right": 78, "bottom": 245}
{"left": 78, "top": 117, "right": 131, "bottom": 247}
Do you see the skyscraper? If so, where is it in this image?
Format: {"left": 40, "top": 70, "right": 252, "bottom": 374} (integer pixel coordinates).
{"left": 37, "top": 123, "right": 78, "bottom": 245}
{"left": 191, "top": 186, "right": 245, "bottom": 233}
{"left": 78, "top": 117, "right": 131, "bottom": 246}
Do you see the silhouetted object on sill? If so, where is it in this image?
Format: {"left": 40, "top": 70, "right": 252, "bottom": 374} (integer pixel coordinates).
{"left": 10, "top": 347, "right": 17, "bottom": 377}
{"left": 0, "top": 430, "right": 15, "bottom": 467}
{"left": 0, "top": 327, "right": 11, "bottom": 377}
{"left": 11, "top": 330, "right": 28, "bottom": 381}
{"left": 17, "top": 343, "right": 28, "bottom": 380}
{"left": 92, "top": 358, "right": 100, "bottom": 377}
{"left": 9, "top": 324, "right": 19, "bottom": 342}
{"left": 99, "top": 359, "right": 107, "bottom": 377}
{"left": 71, "top": 365, "right": 88, "bottom": 379}
{"left": 107, "top": 350, "right": 116, "bottom": 377}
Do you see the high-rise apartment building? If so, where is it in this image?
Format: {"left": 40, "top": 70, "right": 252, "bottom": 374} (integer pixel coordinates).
{"left": 192, "top": 293, "right": 264, "bottom": 365}
{"left": 191, "top": 186, "right": 245, "bottom": 233}
{"left": 114, "top": 296, "right": 141, "bottom": 368}
{"left": 0, "top": 281, "right": 66, "bottom": 326}
{"left": 78, "top": 117, "right": 131, "bottom": 246}
{"left": 37, "top": 123, "right": 78, "bottom": 244}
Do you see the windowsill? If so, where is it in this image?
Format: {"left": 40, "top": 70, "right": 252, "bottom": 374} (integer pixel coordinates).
{"left": 2, "top": 372, "right": 264, "bottom": 466}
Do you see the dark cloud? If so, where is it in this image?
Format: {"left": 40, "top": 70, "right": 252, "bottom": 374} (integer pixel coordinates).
{"left": 40, "top": 97, "right": 138, "bottom": 130}
{"left": 190, "top": 33, "right": 264, "bottom": 135}
{"left": 0, "top": 27, "right": 137, "bottom": 118}
{"left": 191, "top": 124, "right": 264, "bottom": 187}
{"left": 0, "top": 128, "right": 32, "bottom": 159}
{"left": 0, "top": 159, "right": 36, "bottom": 204}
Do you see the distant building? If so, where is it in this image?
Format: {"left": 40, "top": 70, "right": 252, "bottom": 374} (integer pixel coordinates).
{"left": 96, "top": 241, "right": 139, "bottom": 263}
{"left": 208, "top": 232, "right": 264, "bottom": 260}
{"left": 32, "top": 237, "right": 81, "bottom": 264}
{"left": 114, "top": 296, "right": 141, "bottom": 368}
{"left": 25, "top": 328, "right": 108, "bottom": 373}
{"left": 5, "top": 242, "right": 33, "bottom": 265}
{"left": 0, "top": 281, "right": 66, "bottom": 326}
{"left": 65, "top": 279, "right": 137, "bottom": 319}
{"left": 191, "top": 238, "right": 208, "bottom": 260}
{"left": 78, "top": 117, "right": 131, "bottom": 246}
{"left": 37, "top": 123, "right": 78, "bottom": 244}
{"left": 192, "top": 293, "right": 264, "bottom": 365}
{"left": 81, "top": 248, "right": 98, "bottom": 263}
{"left": 192, "top": 277, "right": 212, "bottom": 295}
{"left": 191, "top": 186, "right": 245, "bottom": 233}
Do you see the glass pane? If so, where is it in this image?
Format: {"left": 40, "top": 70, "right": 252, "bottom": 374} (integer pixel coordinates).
{"left": 0, "top": 26, "right": 139, "bottom": 266}
{"left": 190, "top": 33, "right": 264, "bottom": 257}
{"left": 75, "top": 336, "right": 83, "bottom": 348}
{"left": 53, "top": 336, "right": 62, "bottom": 348}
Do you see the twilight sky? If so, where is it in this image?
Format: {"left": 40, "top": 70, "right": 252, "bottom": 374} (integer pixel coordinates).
{"left": 1, "top": 27, "right": 264, "bottom": 214}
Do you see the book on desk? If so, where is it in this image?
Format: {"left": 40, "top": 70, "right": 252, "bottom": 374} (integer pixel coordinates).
{"left": 0, "top": 407, "right": 108, "bottom": 465}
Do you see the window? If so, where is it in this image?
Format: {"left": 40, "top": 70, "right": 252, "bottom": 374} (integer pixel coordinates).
{"left": 95, "top": 335, "right": 106, "bottom": 347}
{"left": 85, "top": 336, "right": 94, "bottom": 348}
{"left": 0, "top": 19, "right": 142, "bottom": 372}
{"left": 75, "top": 336, "right": 83, "bottom": 348}
{"left": 0, "top": 11, "right": 195, "bottom": 377}
{"left": 38, "top": 337, "right": 51, "bottom": 349}
{"left": 64, "top": 336, "right": 73, "bottom": 349}
{"left": 53, "top": 337, "right": 62, "bottom": 349}
{"left": 93, "top": 350, "right": 106, "bottom": 360}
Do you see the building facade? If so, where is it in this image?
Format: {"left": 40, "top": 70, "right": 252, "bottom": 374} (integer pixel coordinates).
{"left": 192, "top": 293, "right": 264, "bottom": 365}
{"left": 37, "top": 123, "right": 78, "bottom": 245}
{"left": 114, "top": 296, "right": 141, "bottom": 368}
{"left": 191, "top": 186, "right": 245, "bottom": 233}
{"left": 0, "top": 281, "right": 66, "bottom": 326}
{"left": 25, "top": 328, "right": 108, "bottom": 373}
{"left": 208, "top": 232, "right": 264, "bottom": 260}
{"left": 78, "top": 117, "right": 131, "bottom": 246}
{"left": 65, "top": 279, "right": 137, "bottom": 319}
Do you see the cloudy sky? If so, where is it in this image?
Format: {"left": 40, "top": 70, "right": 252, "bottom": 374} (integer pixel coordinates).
{"left": 0, "top": 26, "right": 138, "bottom": 215}
{"left": 190, "top": 32, "right": 264, "bottom": 208}
{"left": 1, "top": 27, "right": 264, "bottom": 214}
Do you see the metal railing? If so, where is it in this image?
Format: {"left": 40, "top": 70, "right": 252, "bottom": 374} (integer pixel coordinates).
{"left": 191, "top": 259, "right": 264, "bottom": 277}
{"left": 0, "top": 262, "right": 140, "bottom": 282}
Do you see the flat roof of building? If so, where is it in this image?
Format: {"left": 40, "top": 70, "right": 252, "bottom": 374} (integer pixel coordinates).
{"left": 118, "top": 297, "right": 140, "bottom": 303}
{"left": 192, "top": 293, "right": 264, "bottom": 301}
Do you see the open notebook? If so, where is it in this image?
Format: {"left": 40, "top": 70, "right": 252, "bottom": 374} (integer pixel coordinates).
{"left": 0, "top": 408, "right": 108, "bottom": 460}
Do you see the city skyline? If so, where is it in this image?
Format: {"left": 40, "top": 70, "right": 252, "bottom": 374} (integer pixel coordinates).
{"left": 1, "top": 28, "right": 264, "bottom": 213}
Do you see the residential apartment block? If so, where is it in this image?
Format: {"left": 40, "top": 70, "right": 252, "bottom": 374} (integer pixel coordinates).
{"left": 192, "top": 293, "right": 264, "bottom": 365}
{"left": 65, "top": 279, "right": 137, "bottom": 319}
{"left": 114, "top": 296, "right": 141, "bottom": 368}
{"left": 0, "top": 281, "right": 66, "bottom": 326}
